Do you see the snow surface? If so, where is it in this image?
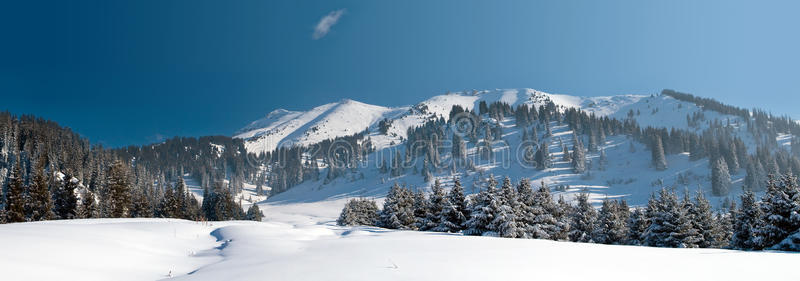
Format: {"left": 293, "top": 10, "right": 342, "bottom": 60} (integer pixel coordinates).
{"left": 1, "top": 201, "right": 798, "bottom": 281}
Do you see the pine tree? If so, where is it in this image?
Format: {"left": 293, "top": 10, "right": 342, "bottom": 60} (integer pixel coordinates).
{"left": 755, "top": 174, "right": 800, "bottom": 248}
{"left": 487, "top": 177, "right": 519, "bottom": 238}
{"left": 106, "top": 160, "right": 132, "bottom": 218}
{"left": 652, "top": 136, "right": 668, "bottom": 171}
{"left": 4, "top": 162, "right": 25, "bottom": 222}
{"left": 379, "top": 183, "right": 416, "bottom": 230}
{"left": 569, "top": 192, "right": 597, "bottom": 242}
{"left": 435, "top": 177, "right": 469, "bottom": 232}
{"left": 643, "top": 189, "right": 692, "bottom": 247}
{"left": 626, "top": 208, "right": 647, "bottom": 245}
{"left": 690, "top": 189, "right": 720, "bottom": 248}
{"left": 679, "top": 192, "right": 702, "bottom": 247}
{"left": 412, "top": 189, "right": 430, "bottom": 230}
{"left": 53, "top": 175, "right": 79, "bottom": 220}
{"left": 731, "top": 190, "right": 764, "bottom": 249}
{"left": 594, "top": 199, "right": 626, "bottom": 244}
{"left": 27, "top": 160, "right": 54, "bottom": 221}
{"left": 78, "top": 187, "right": 97, "bottom": 218}
{"left": 423, "top": 180, "right": 445, "bottom": 231}
{"left": 245, "top": 204, "right": 263, "bottom": 221}
{"left": 572, "top": 137, "right": 586, "bottom": 173}
{"left": 337, "top": 198, "right": 379, "bottom": 226}
{"left": 711, "top": 157, "right": 731, "bottom": 196}
{"left": 465, "top": 177, "right": 498, "bottom": 236}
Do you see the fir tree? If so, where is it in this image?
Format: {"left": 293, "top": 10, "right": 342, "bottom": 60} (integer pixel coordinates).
{"left": 643, "top": 189, "right": 692, "bottom": 247}
{"left": 379, "top": 183, "right": 416, "bottom": 230}
{"left": 245, "top": 204, "right": 263, "bottom": 221}
{"left": 423, "top": 180, "right": 445, "bottom": 231}
{"left": 690, "top": 189, "right": 720, "bottom": 248}
{"left": 337, "top": 198, "right": 379, "bottom": 226}
{"left": 435, "top": 177, "right": 469, "bottom": 232}
{"left": 626, "top": 208, "right": 647, "bottom": 245}
{"left": 572, "top": 137, "right": 586, "bottom": 173}
{"left": 652, "top": 136, "right": 668, "bottom": 171}
{"left": 106, "top": 160, "right": 132, "bottom": 218}
{"left": 464, "top": 176, "right": 499, "bottom": 236}
{"left": 569, "top": 192, "right": 597, "bottom": 242}
{"left": 755, "top": 174, "right": 800, "bottom": 248}
{"left": 731, "top": 190, "right": 764, "bottom": 249}
{"left": 27, "top": 161, "right": 54, "bottom": 221}
{"left": 711, "top": 157, "right": 731, "bottom": 196}
{"left": 4, "top": 162, "right": 25, "bottom": 222}
{"left": 594, "top": 199, "right": 626, "bottom": 244}
{"left": 53, "top": 175, "right": 79, "bottom": 220}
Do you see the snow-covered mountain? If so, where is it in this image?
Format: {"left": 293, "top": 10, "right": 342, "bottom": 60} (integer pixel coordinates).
{"left": 236, "top": 88, "right": 730, "bottom": 154}
{"left": 235, "top": 88, "right": 783, "bottom": 210}
{"left": 235, "top": 99, "right": 408, "bottom": 153}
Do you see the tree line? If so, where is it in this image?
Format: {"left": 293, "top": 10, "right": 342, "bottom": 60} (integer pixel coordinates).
{"left": 339, "top": 174, "right": 800, "bottom": 251}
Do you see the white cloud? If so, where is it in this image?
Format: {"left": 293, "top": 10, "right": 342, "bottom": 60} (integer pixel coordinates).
{"left": 312, "top": 9, "right": 346, "bottom": 40}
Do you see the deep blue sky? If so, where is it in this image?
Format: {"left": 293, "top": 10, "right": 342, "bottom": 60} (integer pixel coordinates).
{"left": 2, "top": 1, "right": 799, "bottom": 147}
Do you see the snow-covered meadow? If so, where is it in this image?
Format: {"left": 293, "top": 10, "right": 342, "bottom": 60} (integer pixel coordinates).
{"left": 1, "top": 199, "right": 798, "bottom": 281}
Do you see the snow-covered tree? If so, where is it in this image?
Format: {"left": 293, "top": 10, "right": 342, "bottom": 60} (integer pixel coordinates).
{"left": 464, "top": 177, "right": 499, "bottom": 236}
{"left": 379, "top": 183, "right": 416, "bottom": 230}
{"left": 689, "top": 189, "right": 720, "bottom": 248}
{"left": 755, "top": 174, "right": 800, "bottom": 248}
{"left": 731, "top": 190, "right": 764, "bottom": 249}
{"left": 245, "top": 204, "right": 263, "bottom": 221}
{"left": 569, "top": 192, "right": 597, "bottom": 242}
{"left": 626, "top": 208, "right": 647, "bottom": 245}
{"left": 435, "top": 178, "right": 469, "bottom": 232}
{"left": 711, "top": 157, "right": 731, "bottom": 196}
{"left": 652, "top": 135, "right": 668, "bottom": 171}
{"left": 53, "top": 175, "right": 79, "bottom": 220}
{"left": 422, "top": 180, "right": 446, "bottom": 231}
{"left": 337, "top": 198, "right": 379, "bottom": 226}
{"left": 571, "top": 136, "right": 586, "bottom": 174}
{"left": 643, "top": 189, "right": 693, "bottom": 248}
{"left": 3, "top": 162, "right": 25, "bottom": 222}
{"left": 593, "top": 199, "right": 626, "bottom": 244}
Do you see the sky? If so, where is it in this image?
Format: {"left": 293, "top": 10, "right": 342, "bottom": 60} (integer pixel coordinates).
{"left": 1, "top": 0, "right": 799, "bottom": 147}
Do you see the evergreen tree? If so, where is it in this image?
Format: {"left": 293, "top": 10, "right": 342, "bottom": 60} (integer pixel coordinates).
{"left": 755, "top": 174, "right": 800, "bottom": 248}
{"left": 379, "top": 183, "right": 416, "bottom": 230}
{"left": 464, "top": 177, "right": 499, "bottom": 236}
{"left": 106, "top": 160, "right": 132, "bottom": 218}
{"left": 27, "top": 161, "right": 54, "bottom": 221}
{"left": 529, "top": 181, "right": 562, "bottom": 239}
{"left": 337, "top": 198, "right": 379, "bottom": 226}
{"left": 572, "top": 137, "right": 586, "bottom": 173}
{"left": 78, "top": 188, "right": 97, "bottom": 218}
{"left": 53, "top": 175, "right": 79, "bottom": 220}
{"left": 245, "top": 204, "right": 263, "bottom": 221}
{"left": 643, "top": 189, "right": 692, "bottom": 247}
{"left": 412, "top": 189, "right": 430, "bottom": 230}
{"left": 690, "top": 190, "right": 720, "bottom": 248}
{"left": 626, "top": 208, "right": 647, "bottom": 245}
{"left": 435, "top": 178, "right": 468, "bottom": 232}
{"left": 490, "top": 177, "right": 521, "bottom": 238}
{"left": 731, "top": 190, "right": 764, "bottom": 249}
{"left": 4, "top": 162, "right": 25, "bottom": 222}
{"left": 569, "top": 192, "right": 597, "bottom": 242}
{"left": 593, "top": 199, "right": 626, "bottom": 244}
{"left": 711, "top": 157, "right": 731, "bottom": 196}
{"left": 423, "top": 180, "right": 446, "bottom": 231}
{"left": 652, "top": 136, "right": 668, "bottom": 171}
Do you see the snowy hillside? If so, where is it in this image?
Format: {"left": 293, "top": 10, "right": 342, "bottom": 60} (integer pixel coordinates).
{"left": 235, "top": 99, "right": 407, "bottom": 153}
{"left": 239, "top": 88, "right": 766, "bottom": 210}
{"left": 1, "top": 202, "right": 798, "bottom": 281}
